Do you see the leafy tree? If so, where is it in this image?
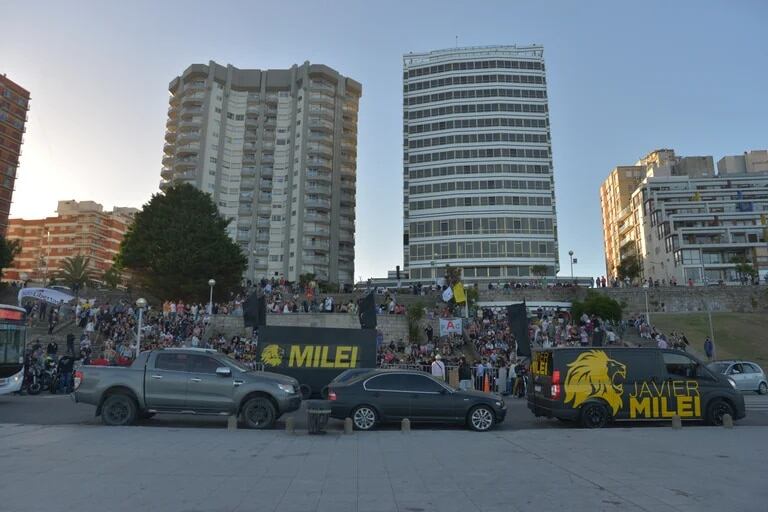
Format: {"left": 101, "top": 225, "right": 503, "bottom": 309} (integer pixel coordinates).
{"left": 530, "top": 264, "right": 548, "bottom": 279}
{"left": 116, "top": 184, "right": 247, "bottom": 301}
{"left": 731, "top": 255, "right": 757, "bottom": 284}
{"left": 299, "top": 273, "right": 316, "bottom": 289}
{"left": 571, "top": 291, "right": 623, "bottom": 322}
{"left": 57, "top": 255, "right": 97, "bottom": 292}
{"left": 102, "top": 264, "right": 122, "bottom": 289}
{"left": 0, "top": 236, "right": 21, "bottom": 280}
{"left": 407, "top": 302, "right": 426, "bottom": 343}
{"left": 444, "top": 265, "right": 462, "bottom": 286}
{"left": 617, "top": 255, "right": 642, "bottom": 282}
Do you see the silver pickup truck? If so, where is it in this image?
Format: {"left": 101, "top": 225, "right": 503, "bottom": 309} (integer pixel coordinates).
{"left": 74, "top": 348, "right": 301, "bottom": 429}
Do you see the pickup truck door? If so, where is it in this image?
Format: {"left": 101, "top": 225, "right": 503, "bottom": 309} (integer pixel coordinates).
{"left": 185, "top": 355, "right": 236, "bottom": 413}
{"left": 145, "top": 353, "right": 190, "bottom": 410}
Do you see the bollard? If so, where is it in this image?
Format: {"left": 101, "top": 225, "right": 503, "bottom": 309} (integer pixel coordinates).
{"left": 671, "top": 414, "right": 682, "bottom": 429}
{"left": 227, "top": 415, "right": 238, "bottom": 431}
{"left": 285, "top": 416, "right": 295, "bottom": 434}
{"left": 401, "top": 418, "right": 411, "bottom": 433}
{"left": 344, "top": 417, "right": 353, "bottom": 434}
{"left": 722, "top": 414, "right": 733, "bottom": 429}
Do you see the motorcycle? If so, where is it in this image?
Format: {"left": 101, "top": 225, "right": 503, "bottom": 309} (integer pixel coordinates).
{"left": 26, "top": 357, "right": 56, "bottom": 395}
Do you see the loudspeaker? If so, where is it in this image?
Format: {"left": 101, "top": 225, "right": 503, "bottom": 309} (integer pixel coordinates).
{"left": 507, "top": 302, "right": 530, "bottom": 357}
{"left": 358, "top": 291, "right": 377, "bottom": 329}
{"left": 243, "top": 291, "right": 267, "bottom": 328}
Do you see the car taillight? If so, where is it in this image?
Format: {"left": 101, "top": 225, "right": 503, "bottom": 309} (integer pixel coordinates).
{"left": 74, "top": 370, "right": 83, "bottom": 390}
{"left": 328, "top": 390, "right": 337, "bottom": 401}
{"left": 551, "top": 370, "right": 561, "bottom": 399}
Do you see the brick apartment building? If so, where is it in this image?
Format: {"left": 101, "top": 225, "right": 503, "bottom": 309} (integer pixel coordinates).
{"left": 0, "top": 74, "right": 31, "bottom": 235}
{"left": 4, "top": 200, "right": 137, "bottom": 284}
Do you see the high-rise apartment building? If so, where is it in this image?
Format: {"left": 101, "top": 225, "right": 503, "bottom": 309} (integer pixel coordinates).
{"left": 4, "top": 200, "right": 138, "bottom": 284}
{"left": 160, "top": 61, "right": 361, "bottom": 285}
{"left": 600, "top": 149, "right": 768, "bottom": 284}
{"left": 402, "top": 46, "right": 558, "bottom": 283}
{"left": 0, "top": 74, "right": 30, "bottom": 235}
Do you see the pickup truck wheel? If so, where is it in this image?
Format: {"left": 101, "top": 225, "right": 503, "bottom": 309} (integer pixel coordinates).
{"left": 241, "top": 397, "right": 276, "bottom": 429}
{"left": 102, "top": 394, "right": 138, "bottom": 426}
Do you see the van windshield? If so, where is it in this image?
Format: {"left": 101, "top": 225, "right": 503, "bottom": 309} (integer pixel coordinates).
{"left": 707, "top": 362, "right": 730, "bottom": 375}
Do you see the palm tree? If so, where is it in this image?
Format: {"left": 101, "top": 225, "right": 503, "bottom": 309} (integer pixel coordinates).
{"left": 57, "top": 255, "right": 97, "bottom": 295}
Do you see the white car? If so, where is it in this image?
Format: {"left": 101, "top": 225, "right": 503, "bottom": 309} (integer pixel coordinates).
{"left": 707, "top": 360, "right": 767, "bottom": 395}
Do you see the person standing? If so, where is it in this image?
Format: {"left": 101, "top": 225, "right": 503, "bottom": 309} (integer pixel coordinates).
{"left": 431, "top": 354, "right": 446, "bottom": 381}
{"left": 704, "top": 337, "right": 714, "bottom": 361}
{"left": 458, "top": 356, "right": 472, "bottom": 391}
{"left": 424, "top": 323, "right": 433, "bottom": 343}
{"left": 46, "top": 339, "right": 58, "bottom": 358}
{"left": 66, "top": 333, "right": 75, "bottom": 355}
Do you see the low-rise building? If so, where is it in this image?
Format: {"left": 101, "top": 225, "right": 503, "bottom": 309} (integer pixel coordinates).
{"left": 601, "top": 149, "right": 768, "bottom": 284}
{"left": 5, "top": 200, "right": 137, "bottom": 284}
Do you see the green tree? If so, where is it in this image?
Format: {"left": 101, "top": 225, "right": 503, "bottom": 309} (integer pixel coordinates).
{"left": 731, "top": 255, "right": 757, "bottom": 284}
{"left": 571, "top": 291, "right": 623, "bottom": 322}
{"left": 116, "top": 184, "right": 247, "bottom": 301}
{"left": 102, "top": 264, "right": 122, "bottom": 289}
{"left": 299, "top": 273, "right": 316, "bottom": 289}
{"left": 0, "top": 236, "right": 21, "bottom": 280}
{"left": 57, "top": 255, "right": 97, "bottom": 292}
{"left": 407, "top": 302, "right": 426, "bottom": 343}
{"left": 530, "top": 264, "right": 548, "bottom": 279}
{"left": 617, "top": 255, "right": 642, "bottom": 282}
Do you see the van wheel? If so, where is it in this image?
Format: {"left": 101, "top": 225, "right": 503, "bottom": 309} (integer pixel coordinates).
{"left": 705, "top": 399, "right": 734, "bottom": 426}
{"left": 102, "top": 394, "right": 138, "bottom": 426}
{"left": 241, "top": 397, "right": 276, "bottom": 429}
{"left": 758, "top": 382, "right": 767, "bottom": 395}
{"left": 579, "top": 403, "right": 609, "bottom": 428}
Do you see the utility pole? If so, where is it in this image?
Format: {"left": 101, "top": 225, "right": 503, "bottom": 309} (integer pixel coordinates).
{"left": 705, "top": 300, "right": 716, "bottom": 359}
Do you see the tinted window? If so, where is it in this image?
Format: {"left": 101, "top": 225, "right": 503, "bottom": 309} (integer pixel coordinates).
{"left": 744, "top": 363, "right": 762, "bottom": 374}
{"left": 188, "top": 355, "right": 222, "bottom": 374}
{"left": 366, "top": 374, "right": 404, "bottom": 391}
{"left": 730, "top": 363, "right": 744, "bottom": 374}
{"left": 663, "top": 352, "right": 706, "bottom": 379}
{"left": 401, "top": 374, "right": 444, "bottom": 393}
{"left": 155, "top": 353, "right": 188, "bottom": 372}
{"left": 707, "top": 362, "right": 730, "bottom": 374}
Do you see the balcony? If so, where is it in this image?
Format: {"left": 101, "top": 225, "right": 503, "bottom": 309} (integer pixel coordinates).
{"left": 259, "top": 180, "right": 272, "bottom": 190}
{"left": 180, "top": 105, "right": 203, "bottom": 116}
{"left": 256, "top": 218, "right": 271, "bottom": 227}
{"left": 262, "top": 142, "right": 275, "bottom": 151}
{"left": 174, "top": 157, "right": 198, "bottom": 170}
{"left": 240, "top": 180, "right": 255, "bottom": 191}
{"left": 339, "top": 231, "right": 355, "bottom": 243}
{"left": 238, "top": 207, "right": 253, "bottom": 217}
{"left": 305, "top": 213, "right": 330, "bottom": 224}
{"left": 255, "top": 234, "right": 270, "bottom": 242}
{"left": 340, "top": 166, "right": 355, "bottom": 177}
{"left": 340, "top": 194, "right": 356, "bottom": 205}
{"left": 179, "top": 117, "right": 202, "bottom": 130}
{"left": 340, "top": 219, "right": 355, "bottom": 230}
{"left": 162, "top": 154, "right": 174, "bottom": 166}
{"left": 307, "top": 170, "right": 332, "bottom": 183}
{"left": 307, "top": 157, "right": 331, "bottom": 169}
{"left": 310, "top": 81, "right": 336, "bottom": 94}
{"left": 303, "top": 239, "right": 330, "bottom": 251}
{"left": 308, "top": 118, "right": 334, "bottom": 131}
{"left": 163, "top": 143, "right": 175, "bottom": 155}
{"left": 307, "top": 145, "right": 333, "bottom": 159}
{"left": 306, "top": 185, "right": 331, "bottom": 195}
{"left": 265, "top": 94, "right": 279, "bottom": 104}
{"left": 177, "top": 130, "right": 200, "bottom": 143}
{"left": 182, "top": 92, "right": 205, "bottom": 105}
{"left": 164, "top": 130, "right": 177, "bottom": 143}
{"left": 239, "top": 192, "right": 254, "bottom": 203}
{"left": 176, "top": 171, "right": 196, "bottom": 183}
{"left": 308, "top": 106, "right": 335, "bottom": 121}
{"left": 176, "top": 142, "right": 200, "bottom": 156}
{"left": 304, "top": 227, "right": 330, "bottom": 237}
{"left": 305, "top": 198, "right": 331, "bottom": 209}
{"left": 159, "top": 180, "right": 172, "bottom": 191}
{"left": 241, "top": 168, "right": 256, "bottom": 178}
{"left": 302, "top": 255, "right": 328, "bottom": 266}
{"left": 160, "top": 167, "right": 174, "bottom": 179}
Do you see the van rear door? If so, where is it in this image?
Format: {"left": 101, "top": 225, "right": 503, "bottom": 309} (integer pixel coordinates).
{"left": 528, "top": 350, "right": 560, "bottom": 417}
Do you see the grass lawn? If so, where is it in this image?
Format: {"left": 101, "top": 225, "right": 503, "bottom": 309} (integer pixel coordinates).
{"left": 650, "top": 313, "right": 768, "bottom": 365}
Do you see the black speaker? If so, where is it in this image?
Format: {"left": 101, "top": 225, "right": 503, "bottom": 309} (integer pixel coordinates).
{"left": 358, "top": 291, "right": 377, "bottom": 329}
{"left": 243, "top": 291, "right": 266, "bottom": 328}
{"left": 507, "top": 302, "right": 531, "bottom": 357}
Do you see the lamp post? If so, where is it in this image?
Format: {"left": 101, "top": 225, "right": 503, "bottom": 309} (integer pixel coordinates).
{"left": 568, "top": 250, "right": 574, "bottom": 282}
{"left": 430, "top": 254, "right": 437, "bottom": 286}
{"left": 135, "top": 298, "right": 147, "bottom": 358}
{"left": 20, "top": 272, "right": 29, "bottom": 288}
{"left": 208, "top": 279, "right": 216, "bottom": 315}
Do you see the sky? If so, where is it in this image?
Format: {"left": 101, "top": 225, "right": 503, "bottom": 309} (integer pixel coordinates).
{"left": 2, "top": 0, "right": 767, "bottom": 282}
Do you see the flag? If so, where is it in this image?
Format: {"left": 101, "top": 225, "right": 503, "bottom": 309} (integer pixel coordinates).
{"left": 441, "top": 286, "right": 453, "bottom": 302}
{"left": 453, "top": 282, "right": 466, "bottom": 304}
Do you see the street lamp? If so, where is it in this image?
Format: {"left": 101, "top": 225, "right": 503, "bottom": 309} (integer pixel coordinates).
{"left": 135, "top": 298, "right": 147, "bottom": 358}
{"left": 430, "top": 253, "right": 438, "bottom": 285}
{"left": 20, "top": 272, "right": 29, "bottom": 288}
{"left": 208, "top": 279, "right": 216, "bottom": 315}
{"left": 568, "top": 250, "right": 574, "bottom": 282}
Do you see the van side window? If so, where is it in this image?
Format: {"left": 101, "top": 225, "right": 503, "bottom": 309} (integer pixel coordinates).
{"left": 662, "top": 353, "right": 699, "bottom": 379}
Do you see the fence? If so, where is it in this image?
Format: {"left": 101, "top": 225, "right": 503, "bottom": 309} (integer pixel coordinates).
{"left": 378, "top": 363, "right": 509, "bottom": 394}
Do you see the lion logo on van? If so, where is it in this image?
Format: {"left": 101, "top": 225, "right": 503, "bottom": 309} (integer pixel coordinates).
{"left": 564, "top": 350, "right": 627, "bottom": 416}
{"left": 260, "top": 344, "right": 284, "bottom": 367}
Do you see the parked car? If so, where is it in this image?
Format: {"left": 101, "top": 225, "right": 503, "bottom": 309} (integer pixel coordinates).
{"left": 528, "top": 347, "right": 746, "bottom": 427}
{"left": 707, "top": 360, "right": 768, "bottom": 395}
{"left": 321, "top": 368, "right": 376, "bottom": 398}
{"left": 74, "top": 348, "right": 301, "bottom": 428}
{"left": 327, "top": 369, "right": 506, "bottom": 431}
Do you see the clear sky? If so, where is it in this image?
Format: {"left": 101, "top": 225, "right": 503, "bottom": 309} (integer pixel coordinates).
{"left": 2, "top": 0, "right": 766, "bottom": 282}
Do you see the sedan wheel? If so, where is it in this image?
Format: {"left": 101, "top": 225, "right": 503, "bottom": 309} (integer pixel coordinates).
{"left": 468, "top": 405, "right": 495, "bottom": 432}
{"left": 352, "top": 405, "right": 377, "bottom": 431}
{"left": 758, "top": 382, "right": 767, "bottom": 395}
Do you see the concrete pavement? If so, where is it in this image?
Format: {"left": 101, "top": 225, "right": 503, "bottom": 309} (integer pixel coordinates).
{"left": 0, "top": 422, "right": 765, "bottom": 512}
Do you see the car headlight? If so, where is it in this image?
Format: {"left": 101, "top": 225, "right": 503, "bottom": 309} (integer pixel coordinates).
{"left": 495, "top": 401, "right": 503, "bottom": 408}
{"left": 277, "top": 384, "right": 295, "bottom": 394}
{"left": 727, "top": 378, "right": 737, "bottom": 389}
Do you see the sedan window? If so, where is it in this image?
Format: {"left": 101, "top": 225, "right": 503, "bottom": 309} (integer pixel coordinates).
{"left": 401, "top": 374, "right": 445, "bottom": 393}
{"left": 365, "top": 374, "right": 404, "bottom": 391}
{"left": 155, "top": 353, "right": 188, "bottom": 372}
{"left": 743, "top": 363, "right": 760, "bottom": 374}
{"left": 730, "top": 363, "right": 744, "bottom": 375}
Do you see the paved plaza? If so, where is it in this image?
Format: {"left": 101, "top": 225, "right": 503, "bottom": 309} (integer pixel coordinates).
{"left": 0, "top": 422, "right": 765, "bottom": 512}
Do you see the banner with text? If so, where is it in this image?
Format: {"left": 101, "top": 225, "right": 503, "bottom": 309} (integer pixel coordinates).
{"left": 17, "top": 287, "right": 76, "bottom": 306}
{"left": 439, "top": 318, "right": 463, "bottom": 336}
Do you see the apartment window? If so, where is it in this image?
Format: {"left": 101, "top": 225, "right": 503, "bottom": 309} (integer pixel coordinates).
{"left": 209, "top": 157, "right": 217, "bottom": 163}
{"left": 235, "top": 114, "right": 244, "bottom": 121}
{"left": 215, "top": 107, "right": 222, "bottom": 114}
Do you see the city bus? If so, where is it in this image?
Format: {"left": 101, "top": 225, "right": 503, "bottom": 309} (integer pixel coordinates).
{"left": 0, "top": 305, "right": 27, "bottom": 395}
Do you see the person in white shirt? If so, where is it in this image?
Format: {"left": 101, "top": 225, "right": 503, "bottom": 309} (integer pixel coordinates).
{"left": 431, "top": 354, "right": 446, "bottom": 381}
{"left": 656, "top": 336, "right": 668, "bottom": 349}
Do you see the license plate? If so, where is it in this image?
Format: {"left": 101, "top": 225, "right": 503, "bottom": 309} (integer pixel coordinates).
{"left": 534, "top": 385, "right": 542, "bottom": 393}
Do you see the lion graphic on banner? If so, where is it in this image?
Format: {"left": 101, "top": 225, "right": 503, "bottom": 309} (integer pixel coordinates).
{"left": 564, "top": 350, "right": 627, "bottom": 416}
{"left": 260, "top": 344, "right": 284, "bottom": 367}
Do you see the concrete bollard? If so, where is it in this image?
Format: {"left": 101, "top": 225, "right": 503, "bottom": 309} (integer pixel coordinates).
{"left": 285, "top": 416, "right": 295, "bottom": 434}
{"left": 722, "top": 414, "right": 733, "bottom": 429}
{"left": 671, "top": 414, "right": 682, "bottom": 429}
{"left": 401, "top": 418, "right": 411, "bottom": 433}
{"left": 227, "top": 415, "right": 238, "bottom": 431}
{"left": 344, "top": 417, "right": 353, "bottom": 434}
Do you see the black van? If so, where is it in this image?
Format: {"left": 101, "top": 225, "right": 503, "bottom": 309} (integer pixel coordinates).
{"left": 528, "top": 347, "right": 745, "bottom": 428}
